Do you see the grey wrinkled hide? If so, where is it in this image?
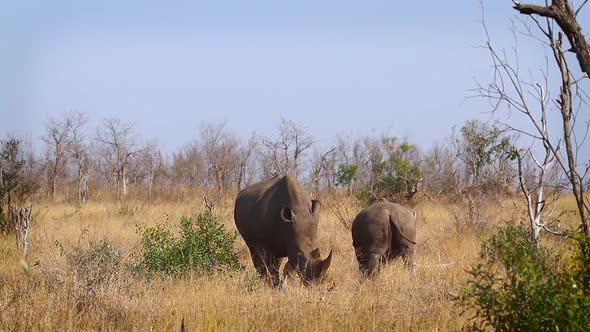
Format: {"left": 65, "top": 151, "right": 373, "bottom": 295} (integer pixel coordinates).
{"left": 234, "top": 175, "right": 332, "bottom": 286}
{"left": 352, "top": 199, "right": 416, "bottom": 277}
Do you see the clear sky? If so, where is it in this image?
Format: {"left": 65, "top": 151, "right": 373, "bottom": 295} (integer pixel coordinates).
{"left": 1, "top": 1, "right": 588, "bottom": 152}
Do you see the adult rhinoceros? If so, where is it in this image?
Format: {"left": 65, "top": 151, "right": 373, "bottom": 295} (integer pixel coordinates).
{"left": 352, "top": 198, "right": 416, "bottom": 277}
{"left": 234, "top": 175, "right": 332, "bottom": 286}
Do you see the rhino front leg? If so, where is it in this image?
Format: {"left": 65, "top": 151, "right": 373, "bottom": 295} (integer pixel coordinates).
{"left": 250, "top": 247, "right": 282, "bottom": 286}
{"left": 365, "top": 253, "right": 382, "bottom": 278}
{"left": 266, "top": 256, "right": 282, "bottom": 286}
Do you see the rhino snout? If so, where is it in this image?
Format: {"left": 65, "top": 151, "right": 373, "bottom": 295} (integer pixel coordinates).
{"left": 291, "top": 249, "right": 333, "bottom": 284}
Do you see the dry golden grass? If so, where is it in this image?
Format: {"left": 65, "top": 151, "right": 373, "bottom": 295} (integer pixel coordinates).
{"left": 0, "top": 192, "right": 582, "bottom": 331}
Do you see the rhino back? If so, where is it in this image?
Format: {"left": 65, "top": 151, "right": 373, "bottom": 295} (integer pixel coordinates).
{"left": 234, "top": 175, "right": 312, "bottom": 245}
{"left": 352, "top": 204, "right": 392, "bottom": 255}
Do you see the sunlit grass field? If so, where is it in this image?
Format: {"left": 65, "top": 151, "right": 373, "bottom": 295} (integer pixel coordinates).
{"left": 0, "top": 191, "right": 582, "bottom": 331}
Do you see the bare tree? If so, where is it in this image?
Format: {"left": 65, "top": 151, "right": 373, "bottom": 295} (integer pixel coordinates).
{"left": 475, "top": 3, "right": 590, "bottom": 243}
{"left": 136, "top": 141, "right": 163, "bottom": 204}
{"left": 170, "top": 142, "right": 206, "bottom": 189}
{"left": 95, "top": 118, "right": 145, "bottom": 201}
{"left": 422, "top": 141, "right": 461, "bottom": 197}
{"left": 513, "top": 0, "right": 590, "bottom": 77}
{"left": 356, "top": 134, "right": 384, "bottom": 192}
{"left": 260, "top": 118, "right": 315, "bottom": 179}
{"left": 237, "top": 133, "right": 258, "bottom": 191}
{"left": 65, "top": 111, "right": 91, "bottom": 204}
{"left": 42, "top": 114, "right": 73, "bottom": 199}
{"left": 516, "top": 147, "right": 562, "bottom": 240}
{"left": 200, "top": 121, "right": 241, "bottom": 200}
{"left": 308, "top": 145, "right": 336, "bottom": 191}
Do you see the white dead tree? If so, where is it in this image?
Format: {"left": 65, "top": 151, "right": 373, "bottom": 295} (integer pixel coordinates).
{"left": 515, "top": 85, "right": 561, "bottom": 240}
{"left": 13, "top": 204, "right": 31, "bottom": 256}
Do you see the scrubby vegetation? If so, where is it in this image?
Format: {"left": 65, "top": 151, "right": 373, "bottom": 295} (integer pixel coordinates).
{"left": 135, "top": 212, "right": 240, "bottom": 277}
{"left": 460, "top": 224, "right": 590, "bottom": 331}
{"left": 0, "top": 193, "right": 585, "bottom": 330}
{"left": 1, "top": 1, "right": 589, "bottom": 329}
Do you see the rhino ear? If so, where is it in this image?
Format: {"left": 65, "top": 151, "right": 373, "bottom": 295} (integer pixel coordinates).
{"left": 280, "top": 206, "right": 295, "bottom": 223}
{"left": 310, "top": 248, "right": 321, "bottom": 259}
{"left": 311, "top": 200, "right": 321, "bottom": 216}
{"left": 321, "top": 249, "right": 333, "bottom": 274}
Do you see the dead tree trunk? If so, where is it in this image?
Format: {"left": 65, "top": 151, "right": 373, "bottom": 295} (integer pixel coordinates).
{"left": 80, "top": 173, "right": 89, "bottom": 204}
{"left": 12, "top": 204, "right": 32, "bottom": 256}
{"left": 551, "top": 32, "right": 590, "bottom": 244}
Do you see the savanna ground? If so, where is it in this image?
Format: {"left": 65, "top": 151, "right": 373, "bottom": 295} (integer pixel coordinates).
{"left": 0, "top": 190, "right": 582, "bottom": 331}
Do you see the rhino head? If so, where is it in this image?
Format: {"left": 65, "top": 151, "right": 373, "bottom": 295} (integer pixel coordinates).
{"left": 280, "top": 199, "right": 333, "bottom": 284}
{"left": 284, "top": 248, "right": 333, "bottom": 285}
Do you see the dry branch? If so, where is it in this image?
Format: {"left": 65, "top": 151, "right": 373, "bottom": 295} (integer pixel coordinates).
{"left": 513, "top": 0, "right": 590, "bottom": 77}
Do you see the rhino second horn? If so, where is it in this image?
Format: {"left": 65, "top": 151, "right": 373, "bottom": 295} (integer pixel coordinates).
{"left": 310, "top": 248, "right": 321, "bottom": 259}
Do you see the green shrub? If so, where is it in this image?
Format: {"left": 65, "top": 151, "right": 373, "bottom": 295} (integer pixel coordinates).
{"left": 137, "top": 211, "right": 240, "bottom": 277}
{"left": 459, "top": 223, "right": 590, "bottom": 331}
{"left": 373, "top": 153, "right": 421, "bottom": 198}
{"left": 335, "top": 163, "right": 358, "bottom": 187}
{"left": 364, "top": 138, "right": 422, "bottom": 204}
{"left": 242, "top": 273, "right": 262, "bottom": 293}
{"left": 0, "top": 138, "right": 40, "bottom": 234}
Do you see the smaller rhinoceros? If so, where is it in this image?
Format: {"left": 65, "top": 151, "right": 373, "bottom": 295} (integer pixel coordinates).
{"left": 351, "top": 198, "right": 416, "bottom": 277}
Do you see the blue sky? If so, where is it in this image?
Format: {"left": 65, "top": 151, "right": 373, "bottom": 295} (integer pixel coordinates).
{"left": 1, "top": 1, "right": 587, "bottom": 152}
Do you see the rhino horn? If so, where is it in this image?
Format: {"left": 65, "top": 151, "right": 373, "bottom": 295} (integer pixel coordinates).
{"left": 321, "top": 249, "right": 333, "bottom": 274}
{"left": 311, "top": 200, "right": 321, "bottom": 215}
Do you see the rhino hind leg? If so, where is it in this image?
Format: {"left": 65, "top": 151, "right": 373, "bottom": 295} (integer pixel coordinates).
{"left": 401, "top": 247, "right": 415, "bottom": 271}
{"left": 388, "top": 222, "right": 415, "bottom": 271}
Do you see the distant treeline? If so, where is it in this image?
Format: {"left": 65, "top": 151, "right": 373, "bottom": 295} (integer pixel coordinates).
{"left": 1, "top": 112, "right": 566, "bottom": 205}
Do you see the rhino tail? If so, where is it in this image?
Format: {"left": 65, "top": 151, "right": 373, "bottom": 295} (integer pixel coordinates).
{"left": 388, "top": 214, "right": 416, "bottom": 245}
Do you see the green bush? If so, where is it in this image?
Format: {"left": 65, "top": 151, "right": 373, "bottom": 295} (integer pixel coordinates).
{"left": 137, "top": 211, "right": 240, "bottom": 277}
{"left": 0, "top": 138, "right": 40, "bottom": 234}
{"left": 459, "top": 223, "right": 590, "bottom": 331}
{"left": 335, "top": 163, "right": 358, "bottom": 187}
{"left": 372, "top": 153, "right": 422, "bottom": 199}
{"left": 357, "top": 138, "right": 422, "bottom": 204}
